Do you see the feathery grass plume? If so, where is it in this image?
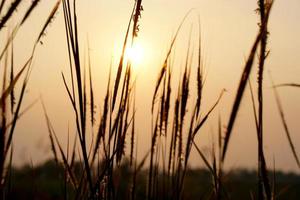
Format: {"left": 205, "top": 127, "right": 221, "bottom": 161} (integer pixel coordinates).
{"left": 0, "top": 0, "right": 60, "bottom": 193}
{"left": 0, "top": 0, "right": 61, "bottom": 188}
{"left": 1, "top": 6, "right": 58, "bottom": 179}
{"left": 269, "top": 74, "right": 300, "bottom": 169}
{"left": 165, "top": 56, "right": 175, "bottom": 186}
{"left": 196, "top": 16, "right": 203, "bottom": 118}
{"left": 167, "top": 93, "right": 179, "bottom": 178}
{"left": 174, "top": 46, "right": 192, "bottom": 199}
{"left": 177, "top": 26, "right": 192, "bottom": 163}
{"left": 106, "top": 61, "right": 135, "bottom": 197}
{"left": 173, "top": 40, "right": 194, "bottom": 199}
{"left": 2, "top": 57, "right": 32, "bottom": 163}
{"left": 36, "top": 0, "right": 61, "bottom": 46}
{"left": 92, "top": 67, "right": 111, "bottom": 163}
{"left": 0, "top": 0, "right": 40, "bottom": 62}
{"left": 162, "top": 67, "right": 172, "bottom": 199}
{"left": 171, "top": 91, "right": 180, "bottom": 179}
{"left": 121, "top": 80, "right": 134, "bottom": 163}
{"left": 221, "top": 0, "right": 273, "bottom": 162}
{"left": 180, "top": 25, "right": 193, "bottom": 121}
{"left": 132, "top": 0, "right": 143, "bottom": 39}
{"left": 0, "top": 2, "right": 45, "bottom": 62}
{"left": 0, "top": 0, "right": 22, "bottom": 31}
{"left": 0, "top": 57, "right": 31, "bottom": 103}
{"left": 159, "top": 73, "right": 166, "bottom": 137}
{"left": 152, "top": 10, "right": 193, "bottom": 113}
{"left": 164, "top": 67, "right": 172, "bottom": 135}
{"left": 150, "top": 53, "right": 173, "bottom": 196}
{"left": 257, "top": 1, "right": 273, "bottom": 199}
{"left": 87, "top": 44, "right": 95, "bottom": 127}
{"left": 179, "top": 37, "right": 202, "bottom": 194}
{"left": 114, "top": 68, "right": 130, "bottom": 148}
{"left": 4, "top": 72, "right": 28, "bottom": 158}
{"left": 114, "top": 66, "right": 131, "bottom": 164}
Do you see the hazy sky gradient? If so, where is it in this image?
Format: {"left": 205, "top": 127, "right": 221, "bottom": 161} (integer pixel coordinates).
{"left": 5, "top": 0, "right": 300, "bottom": 172}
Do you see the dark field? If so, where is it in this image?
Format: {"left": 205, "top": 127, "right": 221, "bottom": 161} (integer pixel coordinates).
{"left": 6, "top": 159, "right": 300, "bottom": 200}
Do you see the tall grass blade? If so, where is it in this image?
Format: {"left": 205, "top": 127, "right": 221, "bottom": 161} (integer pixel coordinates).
{"left": 257, "top": 1, "right": 273, "bottom": 199}
{"left": 193, "top": 89, "right": 225, "bottom": 136}
{"left": 41, "top": 101, "right": 78, "bottom": 188}
{"left": 36, "top": 0, "right": 61, "bottom": 45}
{"left": 274, "top": 83, "right": 300, "bottom": 88}
{"left": 20, "top": 0, "right": 40, "bottom": 25}
{"left": 88, "top": 44, "right": 95, "bottom": 126}
{"left": 5, "top": 68, "right": 30, "bottom": 158}
{"left": 0, "top": 0, "right": 7, "bottom": 14}
{"left": 9, "top": 38, "right": 15, "bottom": 114}
{"left": 0, "top": 56, "right": 32, "bottom": 106}
{"left": 221, "top": 30, "right": 264, "bottom": 162}
{"left": 111, "top": 4, "right": 135, "bottom": 110}
{"left": 249, "top": 81, "right": 259, "bottom": 132}
{"left": 270, "top": 74, "right": 300, "bottom": 169}
{"left": 0, "top": 0, "right": 22, "bottom": 31}
{"left": 222, "top": 1, "right": 273, "bottom": 162}
{"left": 152, "top": 10, "right": 193, "bottom": 112}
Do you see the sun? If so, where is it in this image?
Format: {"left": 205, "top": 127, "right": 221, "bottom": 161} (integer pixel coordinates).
{"left": 125, "top": 43, "right": 144, "bottom": 66}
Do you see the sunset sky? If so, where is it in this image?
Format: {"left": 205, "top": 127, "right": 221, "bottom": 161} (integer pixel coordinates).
{"left": 5, "top": 0, "right": 300, "bottom": 172}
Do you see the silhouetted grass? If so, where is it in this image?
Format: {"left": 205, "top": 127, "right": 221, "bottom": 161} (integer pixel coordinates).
{"left": 0, "top": 0, "right": 60, "bottom": 197}
{"left": 1, "top": 0, "right": 299, "bottom": 199}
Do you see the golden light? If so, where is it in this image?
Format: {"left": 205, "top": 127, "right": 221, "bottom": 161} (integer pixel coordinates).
{"left": 125, "top": 43, "right": 144, "bottom": 66}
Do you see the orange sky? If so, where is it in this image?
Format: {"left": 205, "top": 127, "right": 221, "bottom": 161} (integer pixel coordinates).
{"left": 3, "top": 0, "right": 300, "bottom": 172}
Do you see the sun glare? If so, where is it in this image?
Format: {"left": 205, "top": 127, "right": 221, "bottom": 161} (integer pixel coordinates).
{"left": 125, "top": 43, "right": 144, "bottom": 66}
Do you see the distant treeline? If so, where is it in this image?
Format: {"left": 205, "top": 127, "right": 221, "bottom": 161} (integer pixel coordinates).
{"left": 5, "top": 159, "right": 300, "bottom": 200}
